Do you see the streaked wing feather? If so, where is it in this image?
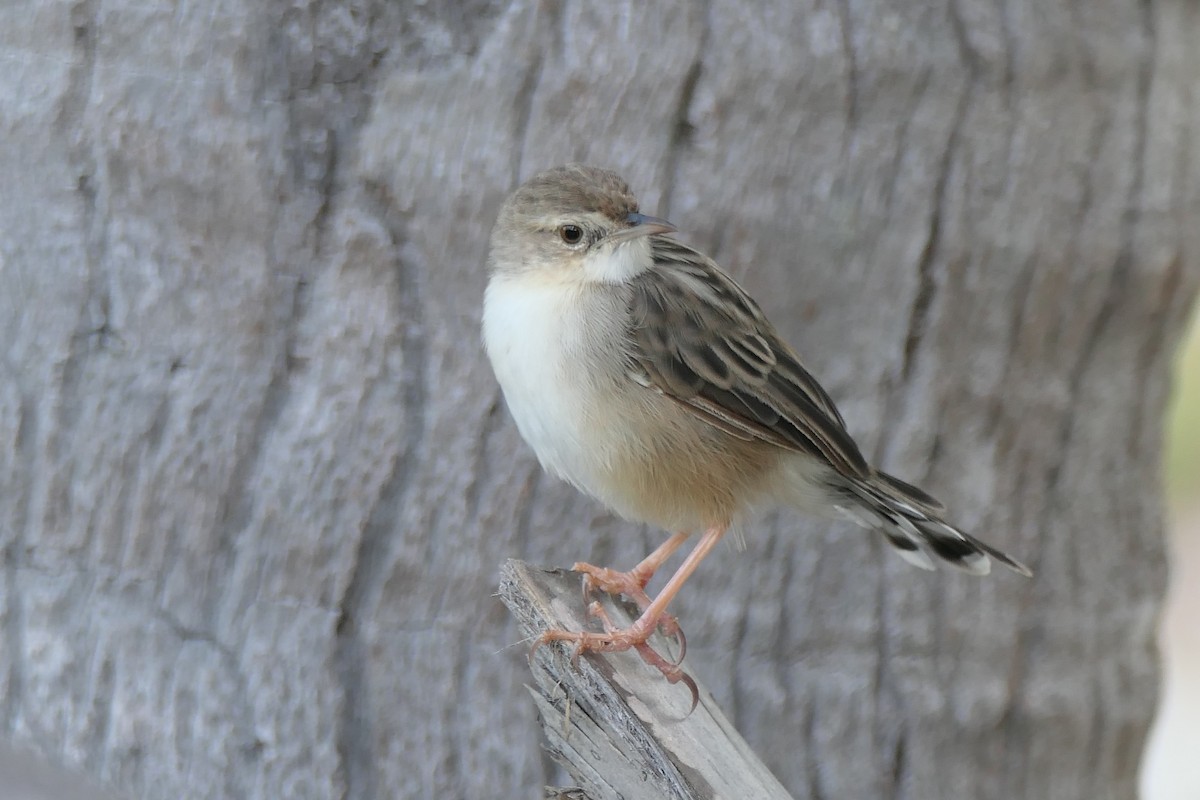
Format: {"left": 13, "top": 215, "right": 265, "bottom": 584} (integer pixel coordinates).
{"left": 873, "top": 470, "right": 947, "bottom": 515}
{"left": 629, "top": 238, "right": 870, "bottom": 479}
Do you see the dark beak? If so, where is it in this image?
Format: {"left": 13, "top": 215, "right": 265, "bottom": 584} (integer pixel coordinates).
{"left": 607, "top": 212, "right": 677, "bottom": 245}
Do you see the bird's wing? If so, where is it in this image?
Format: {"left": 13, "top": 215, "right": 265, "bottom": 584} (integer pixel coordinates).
{"left": 627, "top": 237, "right": 870, "bottom": 479}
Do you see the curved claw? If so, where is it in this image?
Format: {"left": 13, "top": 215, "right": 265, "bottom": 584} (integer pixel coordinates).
{"left": 528, "top": 635, "right": 546, "bottom": 663}
{"left": 534, "top": 630, "right": 700, "bottom": 719}
{"left": 680, "top": 671, "right": 700, "bottom": 717}
{"left": 631, "top": 641, "right": 700, "bottom": 716}
{"left": 530, "top": 629, "right": 575, "bottom": 665}
{"left": 668, "top": 625, "right": 687, "bottom": 666}
{"left": 537, "top": 625, "right": 699, "bottom": 717}
{"left": 536, "top": 597, "right": 695, "bottom": 707}
{"left": 531, "top": 627, "right": 592, "bottom": 671}
{"left": 579, "top": 571, "right": 596, "bottom": 609}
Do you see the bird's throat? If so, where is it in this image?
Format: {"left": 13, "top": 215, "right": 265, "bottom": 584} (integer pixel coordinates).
{"left": 583, "top": 238, "right": 655, "bottom": 284}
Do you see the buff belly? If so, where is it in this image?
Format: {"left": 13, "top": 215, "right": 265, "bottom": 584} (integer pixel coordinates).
{"left": 484, "top": 271, "right": 802, "bottom": 532}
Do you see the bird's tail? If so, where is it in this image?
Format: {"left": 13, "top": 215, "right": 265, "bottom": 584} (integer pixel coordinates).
{"left": 833, "top": 470, "right": 1032, "bottom": 577}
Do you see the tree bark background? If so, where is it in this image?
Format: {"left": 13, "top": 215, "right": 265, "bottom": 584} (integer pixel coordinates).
{"left": 1, "top": 1, "right": 1197, "bottom": 799}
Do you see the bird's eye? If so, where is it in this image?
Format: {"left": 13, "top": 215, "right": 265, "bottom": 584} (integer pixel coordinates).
{"left": 558, "top": 225, "right": 584, "bottom": 245}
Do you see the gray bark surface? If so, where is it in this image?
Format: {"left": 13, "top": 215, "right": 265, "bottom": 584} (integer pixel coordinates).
{"left": 1, "top": 1, "right": 1197, "bottom": 799}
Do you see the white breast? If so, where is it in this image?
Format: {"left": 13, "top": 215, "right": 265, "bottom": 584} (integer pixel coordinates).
{"left": 482, "top": 274, "right": 621, "bottom": 491}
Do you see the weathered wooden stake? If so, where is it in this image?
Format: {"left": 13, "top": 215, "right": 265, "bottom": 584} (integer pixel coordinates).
{"left": 499, "top": 559, "right": 795, "bottom": 800}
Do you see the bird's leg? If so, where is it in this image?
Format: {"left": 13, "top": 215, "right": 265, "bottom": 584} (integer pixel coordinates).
{"left": 571, "top": 531, "right": 690, "bottom": 652}
{"left": 583, "top": 600, "right": 699, "bottom": 713}
{"left": 575, "top": 531, "right": 691, "bottom": 594}
{"left": 540, "top": 524, "right": 726, "bottom": 688}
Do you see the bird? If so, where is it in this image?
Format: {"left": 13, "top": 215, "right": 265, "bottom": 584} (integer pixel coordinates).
{"left": 482, "top": 163, "right": 1031, "bottom": 690}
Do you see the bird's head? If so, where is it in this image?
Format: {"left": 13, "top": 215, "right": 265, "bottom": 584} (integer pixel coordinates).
{"left": 488, "top": 164, "right": 676, "bottom": 284}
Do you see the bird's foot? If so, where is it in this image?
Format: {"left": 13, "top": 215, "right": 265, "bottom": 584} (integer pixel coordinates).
{"left": 537, "top": 601, "right": 699, "bottom": 713}
{"left": 571, "top": 561, "right": 686, "bottom": 661}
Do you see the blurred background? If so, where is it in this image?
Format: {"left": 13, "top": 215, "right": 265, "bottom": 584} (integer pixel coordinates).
{"left": 1144, "top": 304, "right": 1200, "bottom": 800}
{"left": 1, "top": 2, "right": 1198, "bottom": 799}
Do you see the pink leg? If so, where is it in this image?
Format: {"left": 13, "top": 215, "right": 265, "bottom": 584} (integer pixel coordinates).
{"left": 572, "top": 531, "right": 691, "bottom": 649}
{"left": 573, "top": 531, "right": 689, "bottom": 595}
{"left": 539, "top": 525, "right": 726, "bottom": 698}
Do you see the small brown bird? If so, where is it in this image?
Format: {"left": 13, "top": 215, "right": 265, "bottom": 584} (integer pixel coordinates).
{"left": 483, "top": 164, "right": 1030, "bottom": 687}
